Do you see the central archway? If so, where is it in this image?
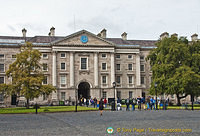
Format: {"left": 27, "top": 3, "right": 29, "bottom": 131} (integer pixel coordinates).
{"left": 78, "top": 82, "right": 90, "bottom": 99}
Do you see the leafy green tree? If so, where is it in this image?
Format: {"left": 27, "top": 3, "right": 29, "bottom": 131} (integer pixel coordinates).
{"left": 147, "top": 35, "right": 200, "bottom": 105}
{"left": 3, "top": 42, "right": 55, "bottom": 108}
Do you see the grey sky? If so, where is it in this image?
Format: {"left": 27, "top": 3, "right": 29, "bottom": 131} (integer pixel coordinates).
{"left": 0, "top": 0, "right": 199, "bottom": 40}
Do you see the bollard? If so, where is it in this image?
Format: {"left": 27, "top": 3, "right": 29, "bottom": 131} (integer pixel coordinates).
{"left": 36, "top": 103, "right": 38, "bottom": 114}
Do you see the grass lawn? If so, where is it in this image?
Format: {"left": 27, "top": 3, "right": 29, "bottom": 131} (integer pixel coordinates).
{"left": 0, "top": 106, "right": 98, "bottom": 114}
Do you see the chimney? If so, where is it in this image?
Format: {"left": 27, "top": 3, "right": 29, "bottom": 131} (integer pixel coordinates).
{"left": 121, "top": 32, "right": 127, "bottom": 40}
{"left": 191, "top": 33, "right": 198, "bottom": 41}
{"left": 22, "top": 28, "right": 27, "bottom": 38}
{"left": 160, "top": 32, "right": 169, "bottom": 40}
{"left": 50, "top": 27, "right": 55, "bottom": 36}
{"left": 171, "top": 33, "right": 178, "bottom": 38}
{"left": 100, "top": 28, "right": 107, "bottom": 38}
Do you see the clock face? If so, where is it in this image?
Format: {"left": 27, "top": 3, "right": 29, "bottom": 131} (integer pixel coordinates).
{"left": 80, "top": 35, "right": 88, "bottom": 43}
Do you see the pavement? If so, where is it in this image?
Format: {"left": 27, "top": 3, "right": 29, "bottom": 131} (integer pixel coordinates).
{"left": 0, "top": 110, "right": 200, "bottom": 136}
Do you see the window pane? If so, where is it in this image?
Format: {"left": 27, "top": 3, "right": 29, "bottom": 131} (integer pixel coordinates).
{"left": 43, "top": 63, "right": 48, "bottom": 71}
{"left": 116, "top": 76, "right": 121, "bottom": 84}
{"left": 0, "top": 77, "right": 4, "bottom": 84}
{"left": 81, "top": 58, "right": 87, "bottom": 69}
{"left": 102, "top": 91, "right": 107, "bottom": 99}
{"left": 116, "top": 54, "right": 120, "bottom": 59}
{"left": 43, "top": 54, "right": 48, "bottom": 58}
{"left": 43, "top": 76, "right": 47, "bottom": 84}
{"left": 140, "top": 65, "right": 144, "bottom": 71}
{"left": 141, "top": 77, "right": 145, "bottom": 84}
{"left": 60, "top": 75, "right": 66, "bottom": 84}
{"left": 140, "top": 56, "right": 144, "bottom": 60}
{"left": 0, "top": 54, "right": 4, "bottom": 59}
{"left": 116, "top": 64, "right": 120, "bottom": 70}
{"left": 128, "top": 55, "right": 132, "bottom": 59}
{"left": 102, "top": 76, "right": 106, "bottom": 84}
{"left": 129, "top": 91, "right": 133, "bottom": 99}
{"left": 128, "top": 64, "right": 132, "bottom": 70}
{"left": 128, "top": 76, "right": 132, "bottom": 84}
{"left": 0, "top": 64, "right": 4, "bottom": 72}
{"left": 61, "top": 53, "right": 65, "bottom": 58}
{"left": 61, "top": 63, "right": 65, "bottom": 70}
{"left": 117, "top": 91, "right": 121, "bottom": 99}
{"left": 102, "top": 54, "right": 106, "bottom": 58}
{"left": 102, "top": 63, "right": 106, "bottom": 70}
{"left": 0, "top": 93, "right": 4, "bottom": 101}
{"left": 61, "top": 92, "right": 66, "bottom": 100}
{"left": 12, "top": 55, "right": 16, "bottom": 58}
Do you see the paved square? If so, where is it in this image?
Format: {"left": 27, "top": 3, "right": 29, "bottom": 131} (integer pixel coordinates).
{"left": 0, "top": 110, "right": 200, "bottom": 136}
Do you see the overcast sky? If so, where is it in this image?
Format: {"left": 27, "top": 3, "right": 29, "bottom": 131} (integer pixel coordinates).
{"left": 0, "top": 0, "right": 199, "bottom": 40}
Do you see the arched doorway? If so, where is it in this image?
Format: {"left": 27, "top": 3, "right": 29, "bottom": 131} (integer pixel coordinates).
{"left": 78, "top": 82, "right": 90, "bottom": 99}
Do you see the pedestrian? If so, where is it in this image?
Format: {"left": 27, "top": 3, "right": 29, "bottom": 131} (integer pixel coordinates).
{"left": 86, "top": 99, "right": 89, "bottom": 107}
{"left": 150, "top": 97, "right": 153, "bottom": 110}
{"left": 137, "top": 96, "right": 141, "bottom": 110}
{"left": 93, "top": 97, "right": 97, "bottom": 108}
{"left": 147, "top": 96, "right": 150, "bottom": 110}
{"left": 99, "top": 98, "right": 104, "bottom": 116}
{"left": 104, "top": 98, "right": 107, "bottom": 108}
{"left": 125, "top": 98, "right": 130, "bottom": 111}
{"left": 153, "top": 97, "right": 156, "bottom": 110}
{"left": 131, "top": 98, "right": 136, "bottom": 111}
{"left": 141, "top": 97, "right": 145, "bottom": 110}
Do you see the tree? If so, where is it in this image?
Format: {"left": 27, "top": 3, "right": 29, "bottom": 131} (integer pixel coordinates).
{"left": 147, "top": 35, "right": 200, "bottom": 105}
{"left": 4, "top": 42, "right": 55, "bottom": 108}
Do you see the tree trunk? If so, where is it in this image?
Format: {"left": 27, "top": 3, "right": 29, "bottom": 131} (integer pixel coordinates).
{"left": 176, "top": 93, "right": 188, "bottom": 106}
{"left": 26, "top": 98, "right": 30, "bottom": 109}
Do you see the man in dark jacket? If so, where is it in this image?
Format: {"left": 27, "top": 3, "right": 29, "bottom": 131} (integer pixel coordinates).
{"left": 99, "top": 98, "right": 104, "bottom": 116}
{"left": 125, "top": 98, "right": 130, "bottom": 111}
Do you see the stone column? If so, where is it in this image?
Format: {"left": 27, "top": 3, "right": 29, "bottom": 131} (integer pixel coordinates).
{"left": 52, "top": 51, "right": 57, "bottom": 100}
{"left": 94, "top": 52, "right": 98, "bottom": 87}
{"left": 136, "top": 54, "right": 141, "bottom": 86}
{"left": 70, "top": 52, "right": 74, "bottom": 87}
{"left": 111, "top": 53, "right": 115, "bottom": 86}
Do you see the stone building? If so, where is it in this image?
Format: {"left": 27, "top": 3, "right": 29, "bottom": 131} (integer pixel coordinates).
{"left": 0, "top": 27, "right": 198, "bottom": 106}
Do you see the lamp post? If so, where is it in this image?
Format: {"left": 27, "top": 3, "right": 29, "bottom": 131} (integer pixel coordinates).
{"left": 155, "top": 83, "right": 158, "bottom": 110}
{"left": 112, "top": 82, "right": 116, "bottom": 111}
{"left": 75, "top": 89, "right": 78, "bottom": 112}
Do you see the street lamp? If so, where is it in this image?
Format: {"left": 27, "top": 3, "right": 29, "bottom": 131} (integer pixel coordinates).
{"left": 112, "top": 82, "right": 116, "bottom": 111}
{"left": 75, "top": 89, "right": 78, "bottom": 112}
{"left": 155, "top": 82, "right": 158, "bottom": 110}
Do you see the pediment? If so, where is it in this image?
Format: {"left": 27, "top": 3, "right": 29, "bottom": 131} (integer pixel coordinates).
{"left": 51, "top": 30, "right": 115, "bottom": 46}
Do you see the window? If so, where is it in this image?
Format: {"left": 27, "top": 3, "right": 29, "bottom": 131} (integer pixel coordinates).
{"left": 43, "top": 76, "right": 47, "bottom": 85}
{"left": 102, "top": 63, "right": 107, "bottom": 70}
{"left": 140, "top": 56, "right": 144, "bottom": 60}
{"left": 128, "top": 55, "right": 132, "bottom": 59}
{"left": 128, "top": 64, "right": 132, "bottom": 70}
{"left": 0, "top": 54, "right": 4, "bottom": 59}
{"left": 43, "top": 63, "right": 48, "bottom": 71}
{"left": 0, "top": 93, "right": 3, "bottom": 101}
{"left": 116, "top": 54, "right": 120, "bottom": 59}
{"left": 12, "top": 55, "right": 16, "bottom": 59}
{"left": 0, "top": 64, "right": 4, "bottom": 72}
{"left": 61, "top": 92, "right": 66, "bottom": 100}
{"left": 140, "top": 65, "right": 144, "bottom": 72}
{"left": 102, "top": 76, "right": 107, "bottom": 84}
{"left": 0, "top": 77, "right": 4, "bottom": 84}
{"left": 60, "top": 75, "right": 66, "bottom": 86}
{"left": 42, "top": 53, "right": 48, "bottom": 59}
{"left": 61, "top": 63, "right": 66, "bottom": 70}
{"left": 117, "top": 91, "right": 121, "bottom": 99}
{"left": 102, "top": 91, "right": 107, "bottom": 99}
{"left": 43, "top": 94, "right": 47, "bottom": 100}
{"left": 141, "top": 76, "right": 145, "bottom": 84}
{"left": 128, "top": 76, "right": 133, "bottom": 84}
{"left": 81, "top": 58, "right": 87, "bottom": 70}
{"left": 116, "top": 64, "right": 120, "bottom": 70}
{"left": 102, "top": 54, "right": 106, "bottom": 58}
{"left": 61, "top": 53, "right": 66, "bottom": 58}
{"left": 116, "top": 76, "right": 121, "bottom": 84}
{"left": 129, "top": 91, "right": 133, "bottom": 99}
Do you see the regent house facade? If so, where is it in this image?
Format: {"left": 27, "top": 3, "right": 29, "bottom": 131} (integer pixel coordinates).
{"left": 0, "top": 28, "right": 198, "bottom": 106}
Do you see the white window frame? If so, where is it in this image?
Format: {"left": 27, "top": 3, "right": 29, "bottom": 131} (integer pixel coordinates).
{"left": 60, "top": 75, "right": 66, "bottom": 88}
{"left": 102, "top": 75, "right": 107, "bottom": 84}
{"left": 60, "top": 62, "right": 66, "bottom": 70}
{"left": 101, "top": 53, "right": 107, "bottom": 58}
{"left": 128, "top": 64, "right": 133, "bottom": 71}
{"left": 42, "top": 63, "right": 48, "bottom": 71}
{"left": 42, "top": 76, "right": 48, "bottom": 85}
{"left": 0, "top": 64, "right": 5, "bottom": 72}
{"left": 80, "top": 57, "right": 88, "bottom": 70}
{"left": 0, "top": 54, "right": 5, "bottom": 59}
{"left": 140, "top": 65, "right": 145, "bottom": 72}
{"left": 128, "top": 55, "right": 132, "bottom": 59}
{"left": 128, "top": 76, "right": 133, "bottom": 84}
{"left": 116, "top": 64, "right": 120, "bottom": 71}
{"left": 42, "top": 53, "right": 48, "bottom": 59}
{"left": 61, "top": 92, "right": 66, "bottom": 100}
{"left": 0, "top": 76, "right": 5, "bottom": 84}
{"left": 60, "top": 53, "right": 66, "bottom": 58}
{"left": 102, "top": 91, "right": 107, "bottom": 99}
{"left": 102, "top": 63, "right": 107, "bottom": 70}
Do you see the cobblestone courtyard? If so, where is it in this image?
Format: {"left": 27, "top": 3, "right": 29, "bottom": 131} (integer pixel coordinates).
{"left": 0, "top": 110, "right": 200, "bottom": 136}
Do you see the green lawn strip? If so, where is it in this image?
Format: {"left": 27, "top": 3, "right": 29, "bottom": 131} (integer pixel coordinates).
{"left": 0, "top": 106, "right": 98, "bottom": 114}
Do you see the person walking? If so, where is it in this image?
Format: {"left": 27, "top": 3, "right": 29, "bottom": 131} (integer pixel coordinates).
{"left": 99, "top": 98, "right": 104, "bottom": 116}
{"left": 125, "top": 98, "right": 130, "bottom": 111}
{"left": 131, "top": 98, "right": 136, "bottom": 111}
{"left": 147, "top": 96, "right": 150, "bottom": 110}
{"left": 104, "top": 98, "right": 107, "bottom": 108}
{"left": 137, "top": 96, "right": 141, "bottom": 111}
